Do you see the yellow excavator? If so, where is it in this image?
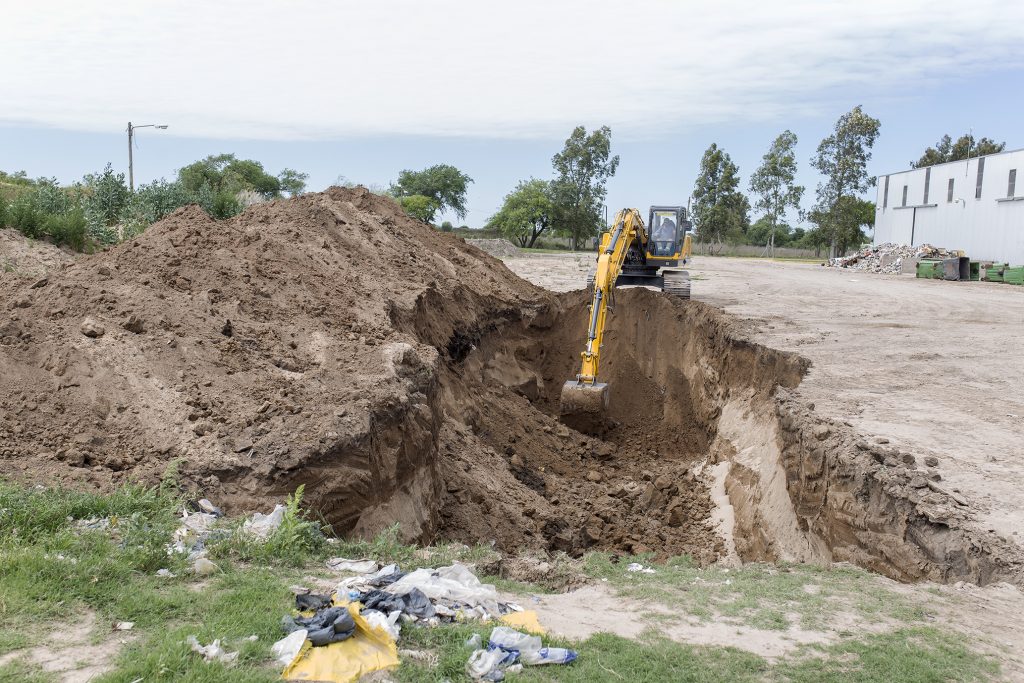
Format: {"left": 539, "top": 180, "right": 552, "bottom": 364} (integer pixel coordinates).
{"left": 559, "top": 206, "right": 693, "bottom": 432}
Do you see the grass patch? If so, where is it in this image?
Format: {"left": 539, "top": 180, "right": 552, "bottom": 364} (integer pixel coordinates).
{"left": 0, "top": 659, "right": 52, "bottom": 683}
{"left": 0, "top": 480, "right": 998, "bottom": 683}
{"left": 776, "top": 627, "right": 999, "bottom": 682}
{"left": 582, "top": 554, "right": 931, "bottom": 632}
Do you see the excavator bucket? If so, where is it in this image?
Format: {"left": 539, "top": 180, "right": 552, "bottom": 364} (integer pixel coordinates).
{"left": 559, "top": 380, "right": 609, "bottom": 434}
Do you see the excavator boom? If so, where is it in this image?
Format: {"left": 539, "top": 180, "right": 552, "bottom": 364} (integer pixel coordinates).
{"left": 559, "top": 208, "right": 648, "bottom": 433}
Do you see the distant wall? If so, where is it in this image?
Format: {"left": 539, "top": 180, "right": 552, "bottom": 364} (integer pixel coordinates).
{"left": 692, "top": 243, "right": 821, "bottom": 259}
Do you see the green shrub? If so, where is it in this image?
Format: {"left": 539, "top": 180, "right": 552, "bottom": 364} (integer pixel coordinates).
{"left": 0, "top": 197, "right": 7, "bottom": 228}
{"left": 7, "top": 196, "right": 44, "bottom": 239}
{"left": 440, "top": 220, "right": 454, "bottom": 232}
{"left": 45, "top": 209, "right": 89, "bottom": 251}
{"left": 207, "top": 486, "right": 327, "bottom": 566}
{"left": 211, "top": 189, "right": 243, "bottom": 219}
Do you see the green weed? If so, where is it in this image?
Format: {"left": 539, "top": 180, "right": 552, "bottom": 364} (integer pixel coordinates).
{"left": 206, "top": 485, "right": 328, "bottom": 567}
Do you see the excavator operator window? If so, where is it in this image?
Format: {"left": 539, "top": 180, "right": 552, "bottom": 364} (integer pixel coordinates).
{"left": 651, "top": 211, "right": 678, "bottom": 256}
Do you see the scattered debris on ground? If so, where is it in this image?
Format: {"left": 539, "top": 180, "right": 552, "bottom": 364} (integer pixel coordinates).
{"left": 273, "top": 559, "right": 568, "bottom": 682}
{"left": 826, "top": 242, "right": 954, "bottom": 273}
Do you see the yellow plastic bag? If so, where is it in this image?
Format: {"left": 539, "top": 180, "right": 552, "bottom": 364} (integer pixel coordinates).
{"left": 281, "top": 603, "right": 399, "bottom": 683}
{"left": 500, "top": 610, "right": 546, "bottom": 635}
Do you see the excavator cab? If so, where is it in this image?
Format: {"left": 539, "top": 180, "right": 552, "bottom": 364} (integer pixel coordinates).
{"left": 607, "top": 204, "right": 692, "bottom": 298}
{"left": 647, "top": 206, "right": 692, "bottom": 264}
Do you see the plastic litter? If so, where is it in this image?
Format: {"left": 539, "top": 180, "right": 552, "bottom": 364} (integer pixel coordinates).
{"left": 272, "top": 629, "right": 308, "bottom": 667}
{"left": 281, "top": 602, "right": 399, "bottom": 683}
{"left": 388, "top": 563, "right": 500, "bottom": 617}
{"left": 155, "top": 568, "right": 176, "bottom": 578}
{"left": 626, "top": 562, "right": 656, "bottom": 574}
{"left": 362, "top": 609, "right": 402, "bottom": 640}
{"left": 465, "top": 633, "right": 482, "bottom": 649}
{"left": 287, "top": 606, "right": 356, "bottom": 647}
{"left": 186, "top": 635, "right": 239, "bottom": 664}
{"left": 295, "top": 592, "right": 333, "bottom": 611}
{"left": 366, "top": 564, "right": 406, "bottom": 587}
{"left": 197, "top": 498, "right": 223, "bottom": 516}
{"left": 500, "top": 610, "right": 545, "bottom": 634}
{"left": 466, "top": 648, "right": 507, "bottom": 681}
{"left": 113, "top": 621, "right": 134, "bottom": 631}
{"left": 520, "top": 646, "right": 578, "bottom": 665}
{"left": 326, "top": 557, "right": 379, "bottom": 574}
{"left": 242, "top": 504, "right": 285, "bottom": 540}
{"left": 489, "top": 625, "right": 578, "bottom": 666}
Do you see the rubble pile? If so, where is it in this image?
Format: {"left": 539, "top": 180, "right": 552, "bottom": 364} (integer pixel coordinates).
{"left": 827, "top": 243, "right": 953, "bottom": 273}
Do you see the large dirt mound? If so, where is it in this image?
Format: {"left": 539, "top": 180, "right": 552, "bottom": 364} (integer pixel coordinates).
{"left": 0, "top": 227, "right": 77, "bottom": 278}
{"left": 3, "top": 187, "right": 1023, "bottom": 582}
{"left": 0, "top": 188, "right": 539, "bottom": 534}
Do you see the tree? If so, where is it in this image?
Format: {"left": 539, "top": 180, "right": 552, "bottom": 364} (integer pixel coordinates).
{"left": 810, "top": 105, "right": 881, "bottom": 257}
{"left": 549, "top": 126, "right": 619, "bottom": 249}
{"left": 692, "top": 143, "right": 749, "bottom": 251}
{"left": 398, "top": 195, "right": 440, "bottom": 223}
{"left": 747, "top": 216, "right": 793, "bottom": 247}
{"left": 178, "top": 154, "right": 283, "bottom": 201}
{"left": 911, "top": 133, "right": 1006, "bottom": 168}
{"left": 749, "top": 131, "right": 803, "bottom": 254}
{"left": 807, "top": 196, "right": 874, "bottom": 256}
{"left": 390, "top": 164, "right": 473, "bottom": 219}
{"left": 79, "top": 163, "right": 130, "bottom": 227}
{"left": 278, "top": 168, "right": 309, "bottom": 196}
{"left": 487, "top": 179, "right": 554, "bottom": 248}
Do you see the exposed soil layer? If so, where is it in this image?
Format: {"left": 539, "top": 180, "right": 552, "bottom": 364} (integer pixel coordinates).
{"left": 2, "top": 189, "right": 1022, "bottom": 585}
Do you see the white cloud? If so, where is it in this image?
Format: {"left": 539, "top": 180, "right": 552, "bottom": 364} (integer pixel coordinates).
{"left": 3, "top": 0, "right": 1022, "bottom": 140}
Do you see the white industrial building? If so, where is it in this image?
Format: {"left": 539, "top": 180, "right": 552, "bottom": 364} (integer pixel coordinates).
{"left": 873, "top": 148, "right": 1024, "bottom": 264}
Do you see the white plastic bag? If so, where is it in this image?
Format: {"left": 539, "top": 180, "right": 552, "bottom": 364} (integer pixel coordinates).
{"left": 489, "top": 626, "right": 578, "bottom": 666}
{"left": 488, "top": 626, "right": 541, "bottom": 657}
{"left": 186, "top": 635, "right": 239, "bottom": 664}
{"left": 388, "top": 563, "right": 500, "bottom": 616}
{"left": 466, "top": 648, "right": 506, "bottom": 680}
{"left": 363, "top": 610, "right": 402, "bottom": 640}
{"left": 325, "top": 557, "right": 378, "bottom": 573}
{"left": 520, "top": 647, "right": 578, "bottom": 665}
{"left": 242, "top": 504, "right": 285, "bottom": 540}
{"left": 271, "top": 629, "right": 307, "bottom": 667}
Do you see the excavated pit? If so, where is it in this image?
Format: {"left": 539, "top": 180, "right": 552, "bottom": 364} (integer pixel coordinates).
{"left": 1, "top": 187, "right": 1021, "bottom": 588}
{"left": 396, "top": 287, "right": 1024, "bottom": 586}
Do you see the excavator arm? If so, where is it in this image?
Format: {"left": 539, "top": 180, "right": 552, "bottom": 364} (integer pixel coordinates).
{"left": 559, "top": 208, "right": 648, "bottom": 432}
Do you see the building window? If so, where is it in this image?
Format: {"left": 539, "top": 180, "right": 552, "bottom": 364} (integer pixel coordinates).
{"left": 947, "top": 178, "right": 955, "bottom": 203}
{"left": 976, "top": 157, "right": 985, "bottom": 199}
{"left": 902, "top": 185, "right": 908, "bottom": 207}
{"left": 882, "top": 175, "right": 889, "bottom": 208}
{"left": 923, "top": 167, "right": 931, "bottom": 204}
{"left": 1010, "top": 169, "right": 1017, "bottom": 198}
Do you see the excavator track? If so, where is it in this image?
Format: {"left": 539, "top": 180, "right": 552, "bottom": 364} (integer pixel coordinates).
{"left": 662, "top": 269, "right": 691, "bottom": 299}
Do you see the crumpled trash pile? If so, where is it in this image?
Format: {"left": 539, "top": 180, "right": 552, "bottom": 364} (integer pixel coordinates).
{"left": 270, "top": 559, "right": 576, "bottom": 683}
{"left": 826, "top": 243, "right": 952, "bottom": 273}
{"left": 466, "top": 626, "right": 577, "bottom": 681}
{"left": 168, "top": 498, "right": 287, "bottom": 575}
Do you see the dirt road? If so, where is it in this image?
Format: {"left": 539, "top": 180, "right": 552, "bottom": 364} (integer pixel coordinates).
{"left": 505, "top": 253, "right": 1024, "bottom": 545}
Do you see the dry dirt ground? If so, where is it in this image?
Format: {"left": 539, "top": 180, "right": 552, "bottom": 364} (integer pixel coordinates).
{"left": 0, "top": 228, "right": 75, "bottom": 277}
{"left": 504, "top": 253, "right": 1024, "bottom": 546}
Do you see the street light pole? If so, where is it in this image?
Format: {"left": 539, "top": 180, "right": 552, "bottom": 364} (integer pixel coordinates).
{"left": 126, "top": 121, "right": 169, "bottom": 192}
{"left": 128, "top": 122, "right": 134, "bottom": 192}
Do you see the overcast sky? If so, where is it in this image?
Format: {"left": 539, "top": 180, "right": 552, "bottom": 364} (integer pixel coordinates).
{"left": 3, "top": 0, "right": 1023, "bottom": 227}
